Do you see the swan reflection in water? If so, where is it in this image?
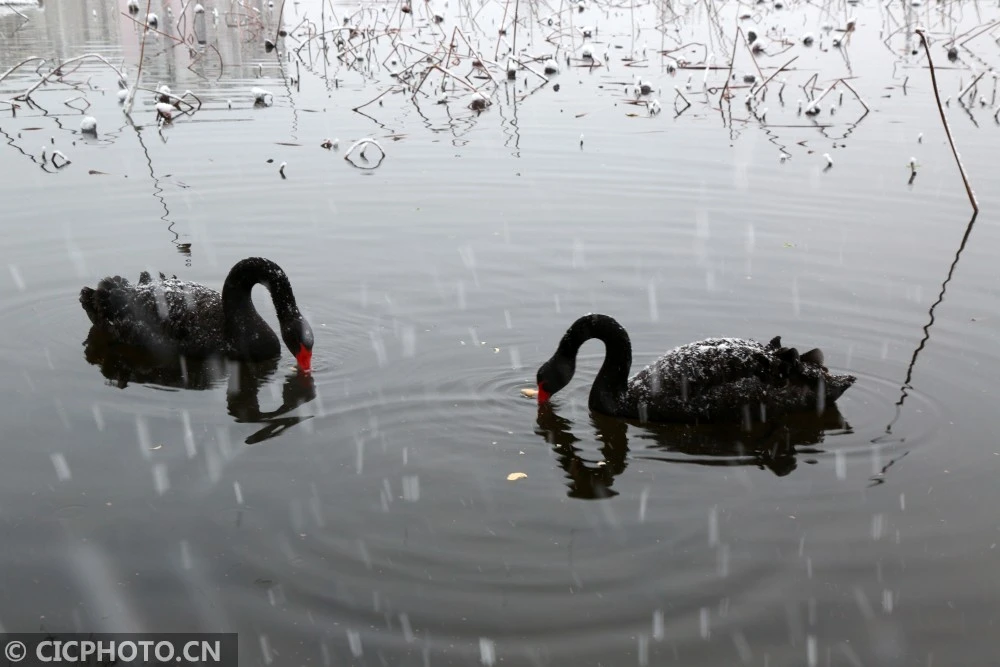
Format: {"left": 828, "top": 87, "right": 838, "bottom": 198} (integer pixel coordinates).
{"left": 534, "top": 404, "right": 852, "bottom": 499}
{"left": 83, "top": 326, "right": 316, "bottom": 445}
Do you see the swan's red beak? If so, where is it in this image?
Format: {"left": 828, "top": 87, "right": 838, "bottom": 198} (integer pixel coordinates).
{"left": 296, "top": 344, "right": 312, "bottom": 373}
{"left": 537, "top": 383, "right": 551, "bottom": 404}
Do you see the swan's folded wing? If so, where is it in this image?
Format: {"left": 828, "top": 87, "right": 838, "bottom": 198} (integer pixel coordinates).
{"left": 126, "top": 280, "right": 225, "bottom": 354}
{"left": 656, "top": 338, "right": 774, "bottom": 391}
{"left": 627, "top": 338, "right": 776, "bottom": 419}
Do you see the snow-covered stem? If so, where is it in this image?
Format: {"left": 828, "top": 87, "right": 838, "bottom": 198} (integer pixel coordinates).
{"left": 14, "top": 54, "right": 126, "bottom": 101}
{"left": 804, "top": 82, "right": 835, "bottom": 114}
{"left": 510, "top": 56, "right": 548, "bottom": 83}
{"left": 957, "top": 71, "right": 985, "bottom": 105}
{"left": 139, "top": 86, "right": 203, "bottom": 112}
{"left": 0, "top": 57, "right": 47, "bottom": 87}
{"left": 51, "top": 150, "right": 71, "bottom": 168}
{"left": 343, "top": 137, "right": 384, "bottom": 160}
{"left": 63, "top": 95, "right": 91, "bottom": 110}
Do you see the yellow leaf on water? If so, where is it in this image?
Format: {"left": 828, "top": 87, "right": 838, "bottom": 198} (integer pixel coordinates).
{"left": 507, "top": 472, "right": 528, "bottom": 481}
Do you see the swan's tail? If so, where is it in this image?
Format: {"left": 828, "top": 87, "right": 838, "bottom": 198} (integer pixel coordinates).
{"left": 79, "top": 276, "right": 133, "bottom": 325}
{"left": 826, "top": 373, "right": 856, "bottom": 402}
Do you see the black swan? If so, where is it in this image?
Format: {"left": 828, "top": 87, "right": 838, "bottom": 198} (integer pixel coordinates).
{"left": 79, "top": 257, "right": 313, "bottom": 372}
{"left": 534, "top": 314, "right": 855, "bottom": 424}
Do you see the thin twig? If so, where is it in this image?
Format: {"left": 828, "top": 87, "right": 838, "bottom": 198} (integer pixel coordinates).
{"left": 494, "top": 0, "right": 512, "bottom": 61}
{"left": 915, "top": 30, "right": 978, "bottom": 214}
{"left": 455, "top": 27, "right": 498, "bottom": 86}
{"left": 751, "top": 55, "right": 798, "bottom": 100}
{"left": 354, "top": 86, "right": 402, "bottom": 110}
{"left": 837, "top": 78, "right": 870, "bottom": 113}
{"left": 804, "top": 81, "right": 835, "bottom": 113}
{"left": 208, "top": 44, "right": 225, "bottom": 80}
{"left": 718, "top": 23, "right": 740, "bottom": 104}
{"left": 7, "top": 3, "right": 29, "bottom": 20}
{"left": 124, "top": 0, "right": 155, "bottom": 116}
{"left": 175, "top": 0, "right": 191, "bottom": 36}
{"left": 957, "top": 71, "right": 985, "bottom": 104}
{"left": 274, "top": 0, "right": 287, "bottom": 46}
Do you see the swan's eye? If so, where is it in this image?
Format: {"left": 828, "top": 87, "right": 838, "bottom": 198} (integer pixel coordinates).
{"left": 300, "top": 323, "right": 314, "bottom": 349}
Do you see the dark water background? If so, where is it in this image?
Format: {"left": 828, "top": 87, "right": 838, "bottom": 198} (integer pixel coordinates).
{"left": 2, "top": 0, "right": 1000, "bottom": 664}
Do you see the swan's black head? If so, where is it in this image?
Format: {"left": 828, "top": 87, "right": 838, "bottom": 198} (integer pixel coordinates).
{"left": 281, "top": 316, "right": 314, "bottom": 373}
{"left": 536, "top": 354, "right": 575, "bottom": 404}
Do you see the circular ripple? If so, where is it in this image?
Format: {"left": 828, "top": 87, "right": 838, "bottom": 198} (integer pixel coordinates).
{"left": 832, "top": 369, "right": 944, "bottom": 452}
{"left": 0, "top": 285, "right": 85, "bottom": 369}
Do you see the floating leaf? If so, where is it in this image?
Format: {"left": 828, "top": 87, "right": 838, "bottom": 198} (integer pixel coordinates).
{"left": 520, "top": 388, "right": 538, "bottom": 398}
{"left": 506, "top": 472, "right": 527, "bottom": 481}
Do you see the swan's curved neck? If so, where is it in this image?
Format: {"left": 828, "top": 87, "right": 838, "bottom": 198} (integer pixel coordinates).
{"left": 221, "top": 257, "right": 300, "bottom": 328}
{"left": 558, "top": 314, "right": 632, "bottom": 414}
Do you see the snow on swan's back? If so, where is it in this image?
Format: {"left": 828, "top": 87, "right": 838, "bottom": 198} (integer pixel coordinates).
{"left": 533, "top": 314, "right": 856, "bottom": 424}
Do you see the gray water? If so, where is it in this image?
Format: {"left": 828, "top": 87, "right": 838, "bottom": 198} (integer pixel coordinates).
{"left": 2, "top": 0, "right": 1000, "bottom": 664}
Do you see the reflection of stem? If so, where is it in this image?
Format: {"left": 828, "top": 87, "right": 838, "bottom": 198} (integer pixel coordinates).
{"left": 882, "top": 212, "right": 978, "bottom": 437}
{"left": 125, "top": 116, "right": 190, "bottom": 259}
{"left": 0, "top": 124, "right": 52, "bottom": 171}
{"left": 497, "top": 82, "right": 521, "bottom": 157}
{"left": 343, "top": 138, "right": 386, "bottom": 169}
{"left": 272, "top": 43, "right": 299, "bottom": 142}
